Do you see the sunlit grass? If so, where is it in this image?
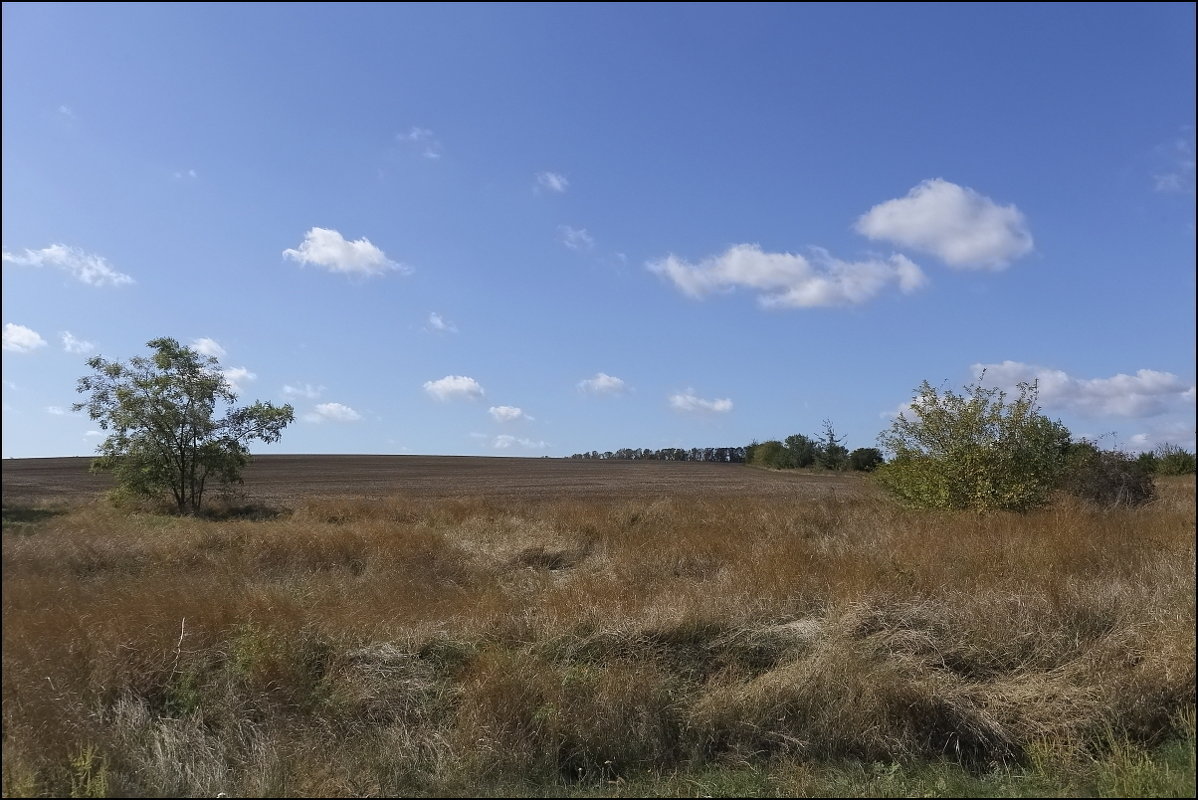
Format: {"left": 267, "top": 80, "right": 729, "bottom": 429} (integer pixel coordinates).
{"left": 3, "top": 476, "right": 1193, "bottom": 796}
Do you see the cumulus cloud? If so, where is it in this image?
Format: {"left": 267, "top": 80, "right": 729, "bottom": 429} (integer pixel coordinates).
{"left": 648, "top": 244, "right": 925, "bottom": 308}
{"left": 303, "top": 402, "right": 362, "bottom": 423}
{"left": 578, "top": 372, "right": 627, "bottom": 394}
{"left": 397, "top": 127, "right": 444, "bottom": 159}
{"left": 221, "top": 367, "right": 256, "bottom": 393}
{"left": 855, "top": 179, "right": 1033, "bottom": 269}
{"left": 424, "top": 375, "right": 484, "bottom": 401}
{"left": 60, "top": 331, "right": 95, "bottom": 354}
{"left": 972, "top": 361, "right": 1195, "bottom": 418}
{"left": 489, "top": 405, "right": 532, "bottom": 422}
{"left": 558, "top": 225, "right": 594, "bottom": 251}
{"left": 283, "top": 227, "right": 408, "bottom": 277}
{"left": 282, "top": 383, "right": 324, "bottom": 400}
{"left": 1125, "top": 420, "right": 1197, "bottom": 453}
{"left": 536, "top": 171, "right": 569, "bottom": 193}
{"left": 492, "top": 434, "right": 549, "bottom": 450}
{"left": 173, "top": 168, "right": 198, "bottom": 180}
{"left": 427, "top": 312, "right": 458, "bottom": 333}
{"left": 3, "top": 323, "right": 47, "bottom": 353}
{"left": 46, "top": 406, "right": 66, "bottom": 415}
{"left": 669, "top": 390, "right": 733, "bottom": 414}
{"left": 2, "top": 244, "right": 135, "bottom": 286}
{"left": 190, "top": 337, "right": 226, "bottom": 359}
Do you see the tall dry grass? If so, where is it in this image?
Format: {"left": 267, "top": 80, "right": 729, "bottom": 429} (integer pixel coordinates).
{"left": 2, "top": 476, "right": 1194, "bottom": 796}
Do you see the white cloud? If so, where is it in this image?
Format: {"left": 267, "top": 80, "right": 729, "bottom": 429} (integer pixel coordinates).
{"left": 855, "top": 179, "right": 1033, "bottom": 269}
{"left": 492, "top": 434, "right": 549, "bottom": 450}
{"left": 669, "top": 390, "right": 733, "bottom": 414}
{"left": 2, "top": 244, "right": 134, "bottom": 286}
{"left": 579, "top": 372, "right": 627, "bottom": 395}
{"left": 3, "top": 323, "right": 47, "bottom": 353}
{"left": 880, "top": 391, "right": 940, "bottom": 421}
{"left": 536, "top": 171, "right": 569, "bottom": 193}
{"left": 558, "top": 225, "right": 595, "bottom": 251}
{"left": 173, "top": 168, "right": 198, "bottom": 179}
{"left": 283, "top": 227, "right": 408, "bottom": 277}
{"left": 1153, "top": 133, "right": 1195, "bottom": 194}
{"left": 60, "top": 331, "right": 95, "bottom": 354}
{"left": 58, "top": 104, "right": 74, "bottom": 118}
{"left": 423, "top": 375, "right": 484, "bottom": 401}
{"left": 648, "top": 244, "right": 925, "bottom": 308}
{"left": 46, "top": 406, "right": 66, "bottom": 415}
{"left": 303, "top": 402, "right": 362, "bottom": 423}
{"left": 190, "top": 337, "right": 226, "bottom": 359}
{"left": 1125, "top": 420, "right": 1197, "bottom": 453}
{"left": 972, "top": 361, "right": 1196, "bottom": 418}
{"left": 282, "top": 383, "right": 324, "bottom": 400}
{"left": 427, "top": 312, "right": 458, "bottom": 333}
{"left": 84, "top": 430, "right": 103, "bottom": 438}
{"left": 489, "top": 405, "right": 532, "bottom": 422}
{"left": 222, "top": 367, "right": 257, "bottom": 393}
{"left": 397, "top": 127, "right": 444, "bottom": 159}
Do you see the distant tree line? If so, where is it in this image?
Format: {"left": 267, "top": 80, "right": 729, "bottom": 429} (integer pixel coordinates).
{"left": 745, "top": 420, "right": 884, "bottom": 472}
{"left": 568, "top": 447, "right": 749, "bottom": 462}
{"left": 566, "top": 419, "right": 885, "bottom": 472}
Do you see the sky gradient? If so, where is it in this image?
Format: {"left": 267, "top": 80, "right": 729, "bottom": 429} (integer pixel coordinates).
{"left": 3, "top": 3, "right": 1195, "bottom": 459}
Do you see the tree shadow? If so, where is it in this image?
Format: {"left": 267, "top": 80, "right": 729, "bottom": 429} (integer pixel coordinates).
{"left": 2, "top": 505, "right": 67, "bottom": 530}
{"left": 197, "top": 501, "right": 290, "bottom": 521}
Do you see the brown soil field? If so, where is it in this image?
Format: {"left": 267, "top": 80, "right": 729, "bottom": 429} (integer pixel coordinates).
{"left": 1, "top": 454, "right": 864, "bottom": 507}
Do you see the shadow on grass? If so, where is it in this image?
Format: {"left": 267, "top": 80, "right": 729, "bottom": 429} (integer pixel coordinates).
{"left": 2, "top": 505, "right": 67, "bottom": 530}
{"left": 197, "top": 502, "right": 290, "bottom": 522}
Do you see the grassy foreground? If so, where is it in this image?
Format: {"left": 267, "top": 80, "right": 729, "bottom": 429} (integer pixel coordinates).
{"left": 2, "top": 475, "right": 1194, "bottom": 797}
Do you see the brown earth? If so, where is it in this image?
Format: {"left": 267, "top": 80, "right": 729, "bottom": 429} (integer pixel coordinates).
{"left": 1, "top": 454, "right": 865, "bottom": 507}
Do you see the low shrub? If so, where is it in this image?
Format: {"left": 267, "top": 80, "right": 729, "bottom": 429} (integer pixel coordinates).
{"left": 1156, "top": 444, "right": 1197, "bottom": 476}
{"left": 1060, "top": 443, "right": 1155, "bottom": 509}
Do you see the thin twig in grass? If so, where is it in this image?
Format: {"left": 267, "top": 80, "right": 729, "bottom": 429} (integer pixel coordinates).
{"left": 171, "top": 617, "right": 186, "bottom": 678}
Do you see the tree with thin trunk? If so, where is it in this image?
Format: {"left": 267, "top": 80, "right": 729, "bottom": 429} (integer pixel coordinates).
{"left": 74, "top": 337, "right": 294, "bottom": 514}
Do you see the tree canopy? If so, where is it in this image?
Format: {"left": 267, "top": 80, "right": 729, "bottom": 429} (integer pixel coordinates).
{"left": 74, "top": 337, "right": 294, "bottom": 513}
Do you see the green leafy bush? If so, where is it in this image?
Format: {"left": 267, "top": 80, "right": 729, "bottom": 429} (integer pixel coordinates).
{"left": 748, "top": 440, "right": 789, "bottom": 469}
{"left": 875, "top": 378, "right": 1071, "bottom": 511}
{"left": 848, "top": 448, "right": 884, "bottom": 472}
{"left": 1155, "top": 444, "right": 1197, "bottom": 476}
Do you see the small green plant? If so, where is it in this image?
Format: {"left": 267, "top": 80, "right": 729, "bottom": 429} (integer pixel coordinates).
{"left": 875, "top": 377, "right": 1071, "bottom": 511}
{"left": 69, "top": 745, "right": 109, "bottom": 799}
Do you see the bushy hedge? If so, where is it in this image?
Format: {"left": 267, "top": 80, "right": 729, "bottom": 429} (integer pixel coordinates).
{"left": 874, "top": 379, "right": 1071, "bottom": 512}
{"left": 1142, "top": 444, "right": 1198, "bottom": 476}
{"left": 848, "top": 448, "right": 884, "bottom": 472}
{"left": 1061, "top": 442, "right": 1156, "bottom": 508}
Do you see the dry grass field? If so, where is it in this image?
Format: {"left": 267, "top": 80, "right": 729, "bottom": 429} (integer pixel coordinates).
{"left": 2, "top": 456, "right": 1194, "bottom": 797}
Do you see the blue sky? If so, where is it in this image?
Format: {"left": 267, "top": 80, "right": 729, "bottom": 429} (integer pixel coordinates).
{"left": 3, "top": 2, "right": 1194, "bottom": 459}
